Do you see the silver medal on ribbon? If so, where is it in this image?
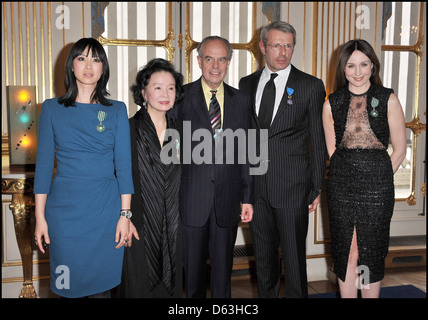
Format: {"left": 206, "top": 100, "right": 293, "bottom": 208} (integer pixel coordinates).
{"left": 97, "top": 110, "right": 106, "bottom": 132}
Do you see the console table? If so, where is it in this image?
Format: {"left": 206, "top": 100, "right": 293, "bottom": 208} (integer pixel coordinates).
{"left": 2, "top": 169, "right": 37, "bottom": 298}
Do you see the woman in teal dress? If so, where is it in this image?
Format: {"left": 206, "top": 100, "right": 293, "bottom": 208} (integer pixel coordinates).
{"left": 34, "top": 38, "right": 135, "bottom": 298}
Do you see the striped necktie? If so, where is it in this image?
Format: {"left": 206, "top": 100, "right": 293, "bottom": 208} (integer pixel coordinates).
{"left": 209, "top": 90, "right": 221, "bottom": 133}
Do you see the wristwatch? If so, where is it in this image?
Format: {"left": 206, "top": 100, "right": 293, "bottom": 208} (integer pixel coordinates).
{"left": 120, "top": 210, "right": 132, "bottom": 219}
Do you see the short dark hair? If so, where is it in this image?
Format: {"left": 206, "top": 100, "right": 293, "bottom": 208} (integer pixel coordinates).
{"left": 58, "top": 38, "right": 111, "bottom": 107}
{"left": 334, "top": 39, "right": 383, "bottom": 91}
{"left": 131, "top": 58, "right": 184, "bottom": 107}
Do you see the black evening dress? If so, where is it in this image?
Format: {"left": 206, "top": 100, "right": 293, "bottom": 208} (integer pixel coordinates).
{"left": 117, "top": 107, "right": 182, "bottom": 298}
{"left": 327, "top": 84, "right": 395, "bottom": 284}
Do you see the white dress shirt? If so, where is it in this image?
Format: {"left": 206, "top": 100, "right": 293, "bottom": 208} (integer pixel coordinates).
{"left": 255, "top": 65, "right": 291, "bottom": 125}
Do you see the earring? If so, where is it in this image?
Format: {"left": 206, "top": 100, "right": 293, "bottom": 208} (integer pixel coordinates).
{"left": 142, "top": 101, "right": 147, "bottom": 109}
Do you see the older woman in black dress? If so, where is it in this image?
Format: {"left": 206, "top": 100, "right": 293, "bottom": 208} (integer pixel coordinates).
{"left": 322, "top": 39, "right": 406, "bottom": 298}
{"left": 118, "top": 58, "right": 184, "bottom": 298}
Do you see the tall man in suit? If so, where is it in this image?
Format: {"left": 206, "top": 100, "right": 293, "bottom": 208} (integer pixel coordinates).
{"left": 239, "top": 21, "right": 327, "bottom": 298}
{"left": 176, "top": 36, "right": 254, "bottom": 298}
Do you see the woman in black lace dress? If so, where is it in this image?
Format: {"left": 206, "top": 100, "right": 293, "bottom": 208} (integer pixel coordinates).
{"left": 322, "top": 39, "right": 406, "bottom": 298}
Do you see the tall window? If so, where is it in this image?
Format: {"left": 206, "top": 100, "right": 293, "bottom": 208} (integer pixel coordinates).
{"left": 381, "top": 2, "right": 424, "bottom": 204}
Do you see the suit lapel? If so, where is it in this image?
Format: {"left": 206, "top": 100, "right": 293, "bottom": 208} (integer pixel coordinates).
{"left": 189, "top": 78, "right": 236, "bottom": 131}
{"left": 270, "top": 65, "right": 300, "bottom": 130}
{"left": 222, "top": 83, "right": 235, "bottom": 130}
{"left": 249, "top": 70, "right": 263, "bottom": 128}
{"left": 189, "top": 78, "right": 211, "bottom": 127}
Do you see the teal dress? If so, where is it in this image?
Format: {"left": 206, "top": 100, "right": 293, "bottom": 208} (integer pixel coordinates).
{"left": 34, "top": 98, "right": 134, "bottom": 298}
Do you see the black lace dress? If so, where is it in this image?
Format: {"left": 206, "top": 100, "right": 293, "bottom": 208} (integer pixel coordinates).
{"left": 327, "top": 84, "right": 395, "bottom": 284}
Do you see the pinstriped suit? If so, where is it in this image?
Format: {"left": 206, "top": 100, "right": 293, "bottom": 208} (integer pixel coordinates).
{"left": 176, "top": 77, "right": 253, "bottom": 297}
{"left": 239, "top": 65, "right": 326, "bottom": 298}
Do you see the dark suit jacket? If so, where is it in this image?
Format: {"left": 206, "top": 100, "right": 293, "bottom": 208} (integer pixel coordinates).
{"left": 239, "top": 65, "right": 326, "bottom": 209}
{"left": 176, "top": 77, "right": 253, "bottom": 227}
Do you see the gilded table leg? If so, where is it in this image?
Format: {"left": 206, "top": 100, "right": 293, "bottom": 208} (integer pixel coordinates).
{"left": 9, "top": 193, "right": 37, "bottom": 298}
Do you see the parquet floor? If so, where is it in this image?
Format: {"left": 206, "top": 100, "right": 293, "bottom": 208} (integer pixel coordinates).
{"left": 229, "top": 267, "right": 426, "bottom": 298}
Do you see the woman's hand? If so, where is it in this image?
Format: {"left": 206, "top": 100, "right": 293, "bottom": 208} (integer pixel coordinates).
{"left": 34, "top": 219, "right": 50, "bottom": 254}
{"left": 126, "top": 221, "right": 140, "bottom": 247}
{"left": 115, "top": 216, "right": 130, "bottom": 249}
{"left": 34, "top": 194, "right": 50, "bottom": 253}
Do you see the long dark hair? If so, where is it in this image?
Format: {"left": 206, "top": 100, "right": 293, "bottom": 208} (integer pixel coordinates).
{"left": 131, "top": 58, "right": 184, "bottom": 107}
{"left": 334, "top": 39, "right": 383, "bottom": 91}
{"left": 58, "top": 38, "right": 112, "bottom": 107}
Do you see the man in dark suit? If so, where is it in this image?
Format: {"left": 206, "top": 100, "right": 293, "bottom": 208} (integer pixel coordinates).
{"left": 239, "top": 21, "right": 326, "bottom": 298}
{"left": 176, "top": 36, "right": 254, "bottom": 298}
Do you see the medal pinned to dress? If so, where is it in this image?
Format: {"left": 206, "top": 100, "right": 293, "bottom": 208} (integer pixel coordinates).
{"left": 370, "top": 97, "right": 379, "bottom": 117}
{"left": 97, "top": 110, "right": 107, "bottom": 132}
{"left": 286, "top": 87, "right": 294, "bottom": 105}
